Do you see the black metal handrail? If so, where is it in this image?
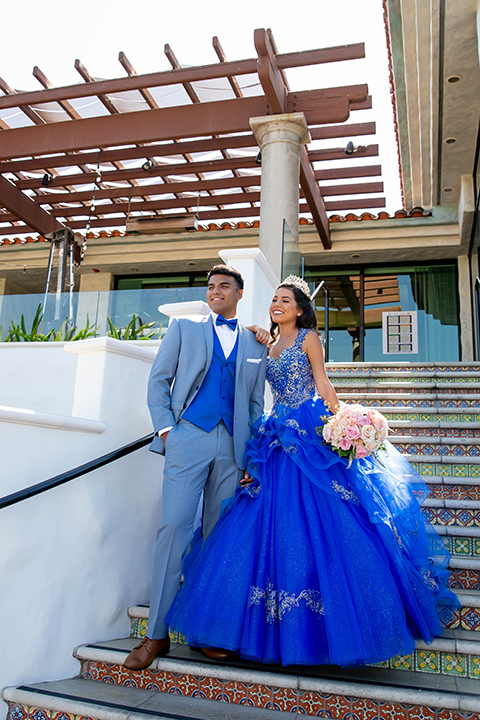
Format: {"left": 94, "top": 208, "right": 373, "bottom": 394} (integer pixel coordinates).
{"left": 475, "top": 277, "right": 480, "bottom": 361}
{"left": 0, "top": 433, "right": 154, "bottom": 510}
{"left": 311, "top": 280, "right": 330, "bottom": 362}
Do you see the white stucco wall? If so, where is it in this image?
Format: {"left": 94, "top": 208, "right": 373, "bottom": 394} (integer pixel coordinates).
{"left": 0, "top": 338, "right": 163, "bottom": 718}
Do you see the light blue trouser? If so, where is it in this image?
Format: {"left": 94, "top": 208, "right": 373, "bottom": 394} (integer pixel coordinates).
{"left": 147, "top": 419, "right": 242, "bottom": 639}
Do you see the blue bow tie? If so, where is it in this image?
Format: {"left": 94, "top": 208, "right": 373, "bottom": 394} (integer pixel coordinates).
{"left": 216, "top": 315, "right": 238, "bottom": 330}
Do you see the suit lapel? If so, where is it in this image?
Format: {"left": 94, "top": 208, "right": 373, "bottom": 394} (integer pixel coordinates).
{"left": 235, "top": 324, "right": 247, "bottom": 386}
{"left": 204, "top": 314, "right": 214, "bottom": 369}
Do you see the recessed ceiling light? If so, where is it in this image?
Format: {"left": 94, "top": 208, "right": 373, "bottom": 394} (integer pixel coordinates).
{"left": 187, "top": 261, "right": 196, "bottom": 266}
{"left": 444, "top": 137, "right": 457, "bottom": 145}
{"left": 442, "top": 187, "right": 454, "bottom": 193}
{"left": 351, "top": 253, "right": 360, "bottom": 258}
{"left": 446, "top": 74, "right": 462, "bottom": 84}
{"left": 130, "top": 267, "right": 141, "bottom": 272}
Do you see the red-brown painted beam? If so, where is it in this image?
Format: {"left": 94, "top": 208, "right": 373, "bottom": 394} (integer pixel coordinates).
{"left": 0, "top": 93, "right": 353, "bottom": 161}
{"left": 299, "top": 146, "right": 331, "bottom": 249}
{"left": 0, "top": 175, "right": 63, "bottom": 235}
{"left": 0, "top": 40, "right": 365, "bottom": 111}
{"left": 0, "top": 122, "right": 377, "bottom": 175}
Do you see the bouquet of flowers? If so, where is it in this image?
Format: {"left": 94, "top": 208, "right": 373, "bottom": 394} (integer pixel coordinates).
{"left": 322, "top": 404, "right": 388, "bottom": 466}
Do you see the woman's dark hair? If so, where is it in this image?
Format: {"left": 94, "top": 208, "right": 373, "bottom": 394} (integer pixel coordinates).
{"left": 270, "top": 282, "right": 317, "bottom": 341}
{"left": 207, "top": 264, "right": 244, "bottom": 290}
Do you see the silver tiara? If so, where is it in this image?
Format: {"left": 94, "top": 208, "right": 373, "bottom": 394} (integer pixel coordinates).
{"left": 282, "top": 275, "right": 311, "bottom": 300}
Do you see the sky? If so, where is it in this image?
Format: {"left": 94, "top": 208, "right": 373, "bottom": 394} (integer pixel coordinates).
{"left": 0, "top": 0, "right": 402, "bottom": 213}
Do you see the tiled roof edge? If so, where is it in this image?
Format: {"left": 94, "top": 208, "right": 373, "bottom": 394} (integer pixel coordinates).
{"left": 0, "top": 209, "right": 432, "bottom": 245}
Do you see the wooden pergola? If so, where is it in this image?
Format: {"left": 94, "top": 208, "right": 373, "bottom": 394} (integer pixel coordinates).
{"left": 0, "top": 28, "right": 385, "bottom": 253}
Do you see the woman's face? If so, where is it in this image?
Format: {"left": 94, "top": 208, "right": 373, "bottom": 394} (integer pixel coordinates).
{"left": 270, "top": 287, "right": 300, "bottom": 325}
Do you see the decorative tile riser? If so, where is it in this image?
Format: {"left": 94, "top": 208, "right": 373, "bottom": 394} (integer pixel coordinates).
{"left": 422, "top": 508, "right": 480, "bottom": 527}
{"left": 443, "top": 536, "right": 480, "bottom": 558}
{"left": 449, "top": 569, "right": 480, "bottom": 590}
{"left": 395, "top": 444, "right": 480, "bottom": 458}
{"left": 77, "top": 661, "right": 480, "bottom": 718}
{"left": 370, "top": 649, "right": 480, "bottom": 679}
{"left": 390, "top": 428, "right": 480, "bottom": 438}
{"left": 332, "top": 380, "right": 480, "bottom": 388}
{"left": 382, "top": 414, "right": 480, "bottom": 422}
{"left": 413, "top": 463, "right": 480, "bottom": 478}
{"left": 344, "top": 399, "right": 480, "bottom": 408}
{"left": 327, "top": 365, "right": 480, "bottom": 373}
{"left": 428, "top": 485, "right": 480, "bottom": 501}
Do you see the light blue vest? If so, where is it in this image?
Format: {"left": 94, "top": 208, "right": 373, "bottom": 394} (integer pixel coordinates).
{"left": 182, "top": 328, "right": 238, "bottom": 435}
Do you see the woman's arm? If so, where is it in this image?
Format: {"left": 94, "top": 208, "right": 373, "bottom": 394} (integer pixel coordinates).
{"left": 246, "top": 325, "right": 270, "bottom": 344}
{"left": 303, "top": 330, "right": 339, "bottom": 413}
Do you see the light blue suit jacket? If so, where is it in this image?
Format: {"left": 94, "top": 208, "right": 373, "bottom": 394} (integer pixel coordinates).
{"left": 147, "top": 315, "right": 267, "bottom": 469}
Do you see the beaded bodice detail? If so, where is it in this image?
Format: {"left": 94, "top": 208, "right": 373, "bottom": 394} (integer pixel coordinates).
{"left": 267, "top": 328, "right": 316, "bottom": 409}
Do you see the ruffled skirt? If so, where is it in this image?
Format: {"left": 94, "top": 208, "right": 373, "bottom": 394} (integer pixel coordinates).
{"left": 166, "top": 397, "right": 459, "bottom": 666}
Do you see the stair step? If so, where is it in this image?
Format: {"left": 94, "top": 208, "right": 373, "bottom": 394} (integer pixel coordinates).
{"left": 3, "top": 677, "right": 292, "bottom": 720}
{"left": 376, "top": 409, "right": 480, "bottom": 422}
{"left": 389, "top": 424, "right": 480, "bottom": 438}
{"left": 70, "top": 639, "right": 480, "bottom": 704}
{"left": 335, "top": 393, "right": 480, "bottom": 408}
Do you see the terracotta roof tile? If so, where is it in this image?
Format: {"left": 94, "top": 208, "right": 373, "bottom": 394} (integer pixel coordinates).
{"left": 0, "top": 209, "right": 432, "bottom": 246}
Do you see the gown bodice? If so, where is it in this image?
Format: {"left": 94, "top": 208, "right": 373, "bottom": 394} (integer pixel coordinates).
{"left": 267, "top": 328, "right": 316, "bottom": 409}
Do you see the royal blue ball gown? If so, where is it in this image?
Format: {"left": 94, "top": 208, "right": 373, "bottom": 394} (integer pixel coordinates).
{"left": 166, "top": 328, "right": 459, "bottom": 667}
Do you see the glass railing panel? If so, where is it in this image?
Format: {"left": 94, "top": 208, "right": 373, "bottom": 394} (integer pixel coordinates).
{"left": 0, "top": 287, "right": 207, "bottom": 340}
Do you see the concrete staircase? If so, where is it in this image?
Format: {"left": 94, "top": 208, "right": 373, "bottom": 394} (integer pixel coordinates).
{"left": 3, "top": 363, "right": 480, "bottom": 720}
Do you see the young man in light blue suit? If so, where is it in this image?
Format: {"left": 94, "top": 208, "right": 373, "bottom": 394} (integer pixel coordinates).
{"left": 125, "top": 265, "right": 267, "bottom": 670}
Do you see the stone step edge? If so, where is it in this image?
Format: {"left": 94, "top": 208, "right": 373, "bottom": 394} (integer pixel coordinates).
{"left": 337, "top": 392, "right": 480, "bottom": 399}
{"left": 391, "top": 436, "right": 480, "bottom": 446}
{"left": 433, "top": 524, "right": 480, "bottom": 539}
{"left": 332, "top": 383, "right": 480, "bottom": 390}
{"left": 389, "top": 422, "right": 480, "bottom": 429}
{"left": 423, "top": 498, "right": 480, "bottom": 509}
{"left": 371, "top": 408, "right": 480, "bottom": 415}
{"left": 326, "top": 363, "right": 480, "bottom": 368}
{"left": 329, "top": 372, "right": 480, "bottom": 379}
{"left": 405, "top": 454, "right": 480, "bottom": 464}
{"left": 426, "top": 475, "right": 480, "bottom": 485}
{"left": 71, "top": 646, "right": 480, "bottom": 711}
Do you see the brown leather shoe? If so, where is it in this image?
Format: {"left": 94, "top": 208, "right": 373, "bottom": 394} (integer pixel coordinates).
{"left": 124, "top": 636, "right": 170, "bottom": 670}
{"left": 201, "top": 646, "right": 231, "bottom": 659}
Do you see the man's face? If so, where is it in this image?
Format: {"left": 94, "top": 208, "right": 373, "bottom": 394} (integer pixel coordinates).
{"left": 206, "top": 274, "right": 243, "bottom": 318}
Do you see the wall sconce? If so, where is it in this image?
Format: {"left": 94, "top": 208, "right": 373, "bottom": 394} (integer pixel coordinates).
{"left": 141, "top": 159, "right": 153, "bottom": 171}
{"left": 41, "top": 173, "right": 53, "bottom": 186}
{"left": 344, "top": 142, "right": 366, "bottom": 156}
{"left": 255, "top": 152, "right": 262, "bottom": 166}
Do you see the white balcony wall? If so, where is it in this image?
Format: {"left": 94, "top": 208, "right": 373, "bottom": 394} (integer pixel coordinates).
{"left": 0, "top": 338, "right": 162, "bottom": 719}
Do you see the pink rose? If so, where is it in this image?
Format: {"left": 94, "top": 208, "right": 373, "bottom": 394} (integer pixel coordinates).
{"left": 339, "top": 437, "right": 352, "bottom": 451}
{"left": 345, "top": 425, "right": 361, "bottom": 440}
{"left": 356, "top": 414, "right": 370, "bottom": 426}
{"left": 355, "top": 445, "right": 369, "bottom": 459}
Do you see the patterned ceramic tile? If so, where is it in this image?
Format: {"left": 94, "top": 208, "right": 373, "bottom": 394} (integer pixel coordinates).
{"left": 245, "top": 683, "right": 273, "bottom": 709}
{"left": 109, "top": 664, "right": 132, "bottom": 685}
{"left": 406, "top": 706, "right": 437, "bottom": 720}
{"left": 453, "top": 537, "right": 471, "bottom": 556}
{"left": 324, "top": 693, "right": 352, "bottom": 719}
{"left": 297, "top": 691, "right": 326, "bottom": 717}
{"left": 436, "top": 711, "right": 465, "bottom": 720}
{"left": 86, "top": 660, "right": 111, "bottom": 682}
{"left": 270, "top": 687, "right": 298, "bottom": 712}
{"left": 470, "top": 655, "right": 480, "bottom": 679}
{"left": 176, "top": 673, "right": 200, "bottom": 695}
{"left": 416, "top": 650, "right": 440, "bottom": 673}
{"left": 197, "top": 676, "right": 226, "bottom": 702}
{"left": 26, "top": 709, "right": 50, "bottom": 720}
{"left": 461, "top": 607, "right": 480, "bottom": 631}
{"left": 439, "top": 606, "right": 460, "bottom": 629}
{"left": 223, "top": 681, "right": 250, "bottom": 704}
{"left": 350, "top": 697, "right": 379, "bottom": 720}
{"left": 391, "top": 653, "right": 414, "bottom": 670}
{"left": 8, "top": 706, "right": 28, "bottom": 720}
{"left": 449, "top": 569, "right": 480, "bottom": 590}
{"left": 441, "top": 653, "right": 467, "bottom": 676}
{"left": 474, "top": 538, "right": 480, "bottom": 556}
{"left": 151, "top": 670, "right": 178, "bottom": 693}
{"left": 377, "top": 701, "right": 408, "bottom": 720}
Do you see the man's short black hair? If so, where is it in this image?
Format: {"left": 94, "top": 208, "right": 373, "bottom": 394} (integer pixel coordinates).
{"left": 207, "top": 264, "right": 244, "bottom": 290}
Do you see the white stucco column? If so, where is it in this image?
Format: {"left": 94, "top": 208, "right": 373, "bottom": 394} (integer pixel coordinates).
{"left": 250, "top": 113, "right": 311, "bottom": 278}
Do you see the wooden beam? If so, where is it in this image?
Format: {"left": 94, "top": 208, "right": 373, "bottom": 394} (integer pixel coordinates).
{"left": 0, "top": 40, "right": 365, "bottom": 111}
{"left": 0, "top": 97, "right": 269, "bottom": 160}
{"left": 0, "top": 175, "right": 63, "bottom": 235}
{"left": 299, "top": 146, "right": 331, "bottom": 249}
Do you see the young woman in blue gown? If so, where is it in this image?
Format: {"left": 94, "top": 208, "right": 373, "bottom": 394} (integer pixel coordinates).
{"left": 166, "top": 277, "right": 459, "bottom": 667}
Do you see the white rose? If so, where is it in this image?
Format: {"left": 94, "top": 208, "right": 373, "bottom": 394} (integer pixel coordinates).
{"left": 360, "top": 424, "right": 376, "bottom": 443}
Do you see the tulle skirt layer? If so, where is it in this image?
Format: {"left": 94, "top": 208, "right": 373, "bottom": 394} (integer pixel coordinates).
{"left": 166, "top": 397, "right": 459, "bottom": 667}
